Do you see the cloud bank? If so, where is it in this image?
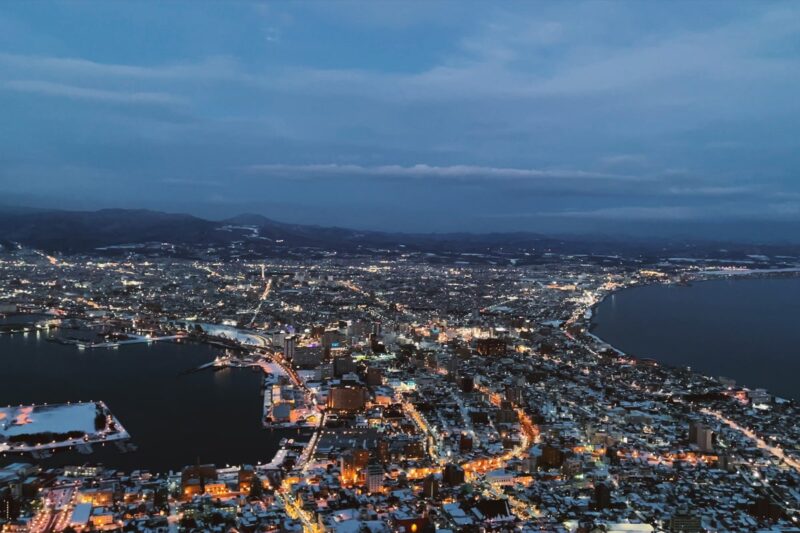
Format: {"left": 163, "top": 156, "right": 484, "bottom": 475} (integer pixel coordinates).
{"left": 0, "top": 1, "right": 799, "bottom": 239}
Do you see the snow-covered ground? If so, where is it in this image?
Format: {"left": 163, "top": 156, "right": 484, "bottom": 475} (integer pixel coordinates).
{"left": 0, "top": 402, "right": 129, "bottom": 452}
{"left": 190, "top": 322, "right": 268, "bottom": 347}
{"left": 0, "top": 403, "right": 97, "bottom": 437}
{"left": 541, "top": 320, "right": 564, "bottom": 328}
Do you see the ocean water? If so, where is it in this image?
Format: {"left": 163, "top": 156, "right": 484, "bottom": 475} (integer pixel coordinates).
{"left": 591, "top": 277, "right": 800, "bottom": 401}
{"left": 0, "top": 332, "right": 296, "bottom": 472}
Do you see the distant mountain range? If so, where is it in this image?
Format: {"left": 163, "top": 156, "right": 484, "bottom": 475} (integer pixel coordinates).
{"left": 0, "top": 207, "right": 562, "bottom": 253}
{"left": 0, "top": 206, "right": 797, "bottom": 260}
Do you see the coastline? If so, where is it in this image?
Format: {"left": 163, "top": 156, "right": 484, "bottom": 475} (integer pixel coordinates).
{"left": 584, "top": 271, "right": 800, "bottom": 402}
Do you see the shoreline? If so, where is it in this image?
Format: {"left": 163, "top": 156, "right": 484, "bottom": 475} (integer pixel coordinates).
{"left": 584, "top": 271, "right": 800, "bottom": 402}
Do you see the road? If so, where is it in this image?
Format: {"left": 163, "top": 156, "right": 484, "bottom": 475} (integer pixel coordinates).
{"left": 702, "top": 408, "right": 800, "bottom": 473}
{"left": 248, "top": 278, "right": 273, "bottom": 327}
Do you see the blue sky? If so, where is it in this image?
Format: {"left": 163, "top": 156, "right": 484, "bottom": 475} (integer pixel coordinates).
{"left": 1, "top": 1, "right": 800, "bottom": 240}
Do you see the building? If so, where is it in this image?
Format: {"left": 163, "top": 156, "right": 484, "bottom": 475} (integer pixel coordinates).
{"left": 376, "top": 439, "right": 390, "bottom": 463}
{"left": 333, "top": 354, "right": 357, "bottom": 377}
{"left": 271, "top": 402, "right": 292, "bottom": 422}
{"left": 749, "top": 388, "right": 771, "bottom": 406}
{"left": 63, "top": 465, "right": 102, "bottom": 478}
{"left": 422, "top": 474, "right": 439, "bottom": 499}
{"left": 340, "top": 449, "right": 370, "bottom": 486}
{"left": 475, "top": 338, "right": 506, "bottom": 356}
{"left": 460, "top": 432, "right": 473, "bottom": 453}
{"left": 68, "top": 503, "right": 92, "bottom": 531}
{"left": 293, "top": 347, "right": 322, "bottom": 368}
{"left": 77, "top": 489, "right": 113, "bottom": 506}
{"left": 366, "top": 463, "right": 384, "bottom": 493}
{"left": 496, "top": 401, "right": 518, "bottom": 424}
{"left": 90, "top": 508, "right": 116, "bottom": 529}
{"left": 539, "top": 445, "right": 566, "bottom": 469}
{"left": 322, "top": 328, "right": 342, "bottom": 350}
{"left": 1, "top": 490, "right": 20, "bottom": 522}
{"left": 473, "top": 499, "right": 514, "bottom": 526}
{"left": 669, "top": 512, "right": 702, "bottom": 532}
{"left": 238, "top": 465, "right": 256, "bottom": 493}
{"left": 485, "top": 469, "right": 514, "bottom": 486}
{"left": 594, "top": 482, "right": 612, "bottom": 510}
{"left": 327, "top": 385, "right": 368, "bottom": 412}
{"left": 446, "top": 357, "right": 460, "bottom": 380}
{"left": 366, "top": 367, "right": 383, "bottom": 387}
{"left": 505, "top": 385, "right": 523, "bottom": 405}
{"left": 181, "top": 464, "right": 218, "bottom": 498}
{"left": 689, "top": 422, "right": 714, "bottom": 452}
{"left": 443, "top": 464, "right": 465, "bottom": 486}
{"left": 283, "top": 335, "right": 297, "bottom": 361}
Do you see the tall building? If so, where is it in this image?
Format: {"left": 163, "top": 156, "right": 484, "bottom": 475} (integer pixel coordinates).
{"left": 366, "top": 463, "right": 384, "bottom": 493}
{"left": 460, "top": 432, "right": 473, "bottom": 453}
{"left": 689, "top": 422, "right": 713, "bottom": 452}
{"left": 333, "top": 354, "right": 357, "bottom": 377}
{"left": 505, "top": 385, "right": 523, "bottom": 405}
{"left": 496, "top": 401, "right": 518, "bottom": 424}
{"left": 443, "top": 464, "right": 465, "bottom": 486}
{"left": 348, "top": 320, "right": 372, "bottom": 339}
{"left": 593, "top": 482, "right": 611, "bottom": 510}
{"left": 539, "top": 445, "right": 566, "bottom": 469}
{"left": 447, "top": 357, "right": 460, "bottom": 381}
{"left": 283, "top": 335, "right": 297, "bottom": 361}
{"left": 1, "top": 490, "right": 20, "bottom": 522}
{"left": 366, "top": 366, "right": 383, "bottom": 387}
{"left": 422, "top": 474, "right": 439, "bottom": 499}
{"left": 376, "top": 439, "right": 390, "bottom": 463}
{"left": 340, "top": 449, "right": 370, "bottom": 486}
{"left": 322, "top": 328, "right": 341, "bottom": 350}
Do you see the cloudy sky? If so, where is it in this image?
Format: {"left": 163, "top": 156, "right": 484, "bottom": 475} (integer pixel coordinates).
{"left": 1, "top": 1, "right": 799, "bottom": 240}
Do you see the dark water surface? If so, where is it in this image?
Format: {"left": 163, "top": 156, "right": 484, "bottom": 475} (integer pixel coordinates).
{"left": 0, "top": 332, "right": 293, "bottom": 472}
{"left": 591, "top": 277, "right": 800, "bottom": 401}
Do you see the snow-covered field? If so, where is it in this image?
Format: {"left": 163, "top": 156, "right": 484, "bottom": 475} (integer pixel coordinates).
{"left": 191, "top": 322, "right": 268, "bottom": 347}
{"left": 0, "top": 403, "right": 97, "bottom": 437}
{"left": 0, "top": 402, "right": 129, "bottom": 452}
